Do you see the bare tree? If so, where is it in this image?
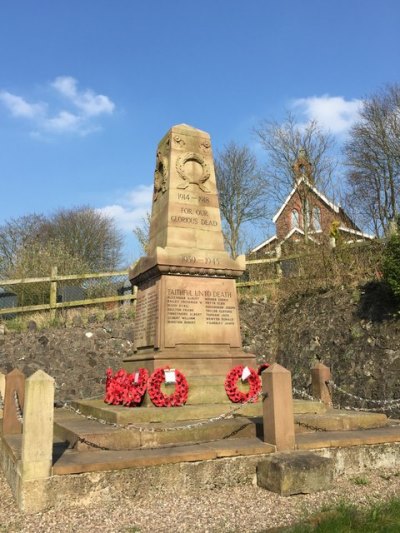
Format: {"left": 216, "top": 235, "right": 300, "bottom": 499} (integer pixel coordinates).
{"left": 254, "top": 113, "right": 336, "bottom": 241}
{"left": 215, "top": 142, "right": 268, "bottom": 258}
{"left": 0, "top": 207, "right": 123, "bottom": 276}
{"left": 344, "top": 84, "right": 400, "bottom": 237}
{"left": 0, "top": 214, "right": 47, "bottom": 275}
{"left": 133, "top": 212, "right": 151, "bottom": 255}
{"left": 46, "top": 207, "right": 123, "bottom": 271}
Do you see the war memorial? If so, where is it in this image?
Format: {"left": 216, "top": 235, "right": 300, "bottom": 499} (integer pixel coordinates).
{"left": 0, "top": 125, "right": 399, "bottom": 513}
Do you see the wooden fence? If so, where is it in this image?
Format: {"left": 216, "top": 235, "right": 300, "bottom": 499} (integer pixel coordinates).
{"left": 0, "top": 267, "right": 137, "bottom": 317}
{"left": 0, "top": 241, "right": 383, "bottom": 317}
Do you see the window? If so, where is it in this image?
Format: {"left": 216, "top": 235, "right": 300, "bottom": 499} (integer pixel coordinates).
{"left": 312, "top": 207, "right": 321, "bottom": 231}
{"left": 291, "top": 209, "right": 300, "bottom": 228}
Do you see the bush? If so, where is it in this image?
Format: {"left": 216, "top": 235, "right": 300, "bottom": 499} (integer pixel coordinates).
{"left": 383, "top": 218, "right": 400, "bottom": 299}
{"left": 7, "top": 240, "right": 89, "bottom": 306}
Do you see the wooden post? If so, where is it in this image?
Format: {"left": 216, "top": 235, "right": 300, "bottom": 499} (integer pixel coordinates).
{"left": 20, "top": 370, "right": 54, "bottom": 481}
{"left": 262, "top": 363, "right": 295, "bottom": 451}
{"left": 49, "top": 266, "right": 58, "bottom": 321}
{"left": 3, "top": 369, "right": 25, "bottom": 434}
{"left": 311, "top": 363, "right": 332, "bottom": 407}
{"left": 275, "top": 244, "right": 282, "bottom": 278}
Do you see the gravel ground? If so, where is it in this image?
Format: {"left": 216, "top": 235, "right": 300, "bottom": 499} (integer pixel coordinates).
{"left": 0, "top": 468, "right": 399, "bottom": 532}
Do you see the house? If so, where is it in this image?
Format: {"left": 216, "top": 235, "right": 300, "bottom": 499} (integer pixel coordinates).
{"left": 251, "top": 149, "right": 374, "bottom": 256}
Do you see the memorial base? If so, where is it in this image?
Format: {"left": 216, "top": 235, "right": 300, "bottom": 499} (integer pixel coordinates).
{"left": 124, "top": 353, "right": 256, "bottom": 407}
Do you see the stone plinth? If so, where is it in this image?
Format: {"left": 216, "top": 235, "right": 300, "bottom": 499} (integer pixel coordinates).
{"left": 257, "top": 452, "right": 334, "bottom": 496}
{"left": 126, "top": 125, "right": 255, "bottom": 379}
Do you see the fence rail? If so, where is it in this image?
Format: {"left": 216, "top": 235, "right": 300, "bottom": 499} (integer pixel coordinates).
{"left": 0, "top": 240, "right": 384, "bottom": 316}
{"left": 0, "top": 267, "right": 136, "bottom": 317}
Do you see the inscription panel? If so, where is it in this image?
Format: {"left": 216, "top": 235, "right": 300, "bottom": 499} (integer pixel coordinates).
{"left": 168, "top": 203, "right": 222, "bottom": 232}
{"left": 163, "top": 276, "right": 241, "bottom": 348}
{"left": 134, "top": 279, "right": 159, "bottom": 350}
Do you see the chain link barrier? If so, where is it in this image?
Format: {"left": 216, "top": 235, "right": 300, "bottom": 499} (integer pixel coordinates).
{"left": 328, "top": 381, "right": 400, "bottom": 413}
{"left": 292, "top": 387, "right": 320, "bottom": 402}
{"left": 61, "top": 391, "right": 266, "bottom": 434}
{"left": 13, "top": 391, "right": 23, "bottom": 424}
{"left": 57, "top": 380, "right": 400, "bottom": 450}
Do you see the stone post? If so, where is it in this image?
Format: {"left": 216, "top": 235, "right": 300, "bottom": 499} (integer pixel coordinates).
{"left": 3, "top": 369, "right": 25, "bottom": 435}
{"left": 0, "top": 372, "right": 5, "bottom": 417}
{"left": 311, "top": 363, "right": 332, "bottom": 407}
{"left": 19, "top": 370, "right": 54, "bottom": 482}
{"left": 262, "top": 363, "right": 295, "bottom": 451}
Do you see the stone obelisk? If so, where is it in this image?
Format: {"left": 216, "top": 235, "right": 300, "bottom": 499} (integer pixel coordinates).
{"left": 126, "top": 124, "right": 255, "bottom": 385}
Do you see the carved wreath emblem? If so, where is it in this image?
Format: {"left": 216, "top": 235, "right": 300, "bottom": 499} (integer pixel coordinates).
{"left": 176, "top": 152, "right": 211, "bottom": 193}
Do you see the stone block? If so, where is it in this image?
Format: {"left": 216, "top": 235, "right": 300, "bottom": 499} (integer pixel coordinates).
{"left": 257, "top": 451, "right": 334, "bottom": 496}
{"left": 20, "top": 370, "right": 54, "bottom": 481}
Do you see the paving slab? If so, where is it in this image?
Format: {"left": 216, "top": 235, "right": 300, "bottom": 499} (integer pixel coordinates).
{"left": 296, "top": 424, "right": 400, "bottom": 450}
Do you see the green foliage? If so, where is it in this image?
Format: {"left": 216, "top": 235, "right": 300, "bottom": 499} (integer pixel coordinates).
{"left": 352, "top": 476, "right": 369, "bottom": 485}
{"left": 382, "top": 218, "right": 400, "bottom": 299}
{"left": 8, "top": 240, "right": 89, "bottom": 306}
{"left": 283, "top": 497, "right": 400, "bottom": 532}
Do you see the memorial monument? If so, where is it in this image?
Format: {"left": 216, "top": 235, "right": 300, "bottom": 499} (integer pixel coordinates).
{"left": 125, "top": 124, "right": 255, "bottom": 399}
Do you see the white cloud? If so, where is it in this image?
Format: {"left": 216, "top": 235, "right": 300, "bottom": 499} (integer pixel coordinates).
{"left": 0, "top": 91, "right": 45, "bottom": 118}
{"left": 0, "top": 77, "right": 115, "bottom": 137}
{"left": 52, "top": 76, "right": 115, "bottom": 117}
{"left": 97, "top": 185, "right": 153, "bottom": 232}
{"left": 43, "top": 110, "right": 82, "bottom": 132}
{"left": 292, "top": 95, "right": 362, "bottom": 134}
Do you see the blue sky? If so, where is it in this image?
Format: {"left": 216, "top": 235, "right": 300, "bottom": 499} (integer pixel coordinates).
{"left": 0, "top": 0, "right": 399, "bottom": 263}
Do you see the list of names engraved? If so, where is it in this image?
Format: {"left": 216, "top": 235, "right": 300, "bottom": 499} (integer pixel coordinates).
{"left": 134, "top": 281, "right": 158, "bottom": 349}
{"left": 164, "top": 276, "right": 241, "bottom": 348}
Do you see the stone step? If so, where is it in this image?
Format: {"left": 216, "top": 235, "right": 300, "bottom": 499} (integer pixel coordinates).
{"left": 50, "top": 423, "right": 400, "bottom": 476}
{"left": 70, "top": 398, "right": 326, "bottom": 424}
{"left": 55, "top": 405, "right": 389, "bottom": 452}
{"left": 52, "top": 437, "right": 276, "bottom": 475}
{"left": 54, "top": 409, "right": 258, "bottom": 450}
{"left": 295, "top": 410, "right": 388, "bottom": 432}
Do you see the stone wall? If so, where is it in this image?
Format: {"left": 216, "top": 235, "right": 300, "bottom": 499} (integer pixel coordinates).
{"left": 240, "top": 283, "right": 400, "bottom": 417}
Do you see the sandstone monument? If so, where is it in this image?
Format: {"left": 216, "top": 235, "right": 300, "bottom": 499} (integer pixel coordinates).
{"left": 126, "top": 124, "right": 255, "bottom": 391}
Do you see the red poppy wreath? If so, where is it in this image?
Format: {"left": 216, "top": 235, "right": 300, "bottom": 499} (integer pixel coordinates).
{"left": 104, "top": 367, "right": 149, "bottom": 407}
{"left": 224, "top": 365, "right": 261, "bottom": 403}
{"left": 148, "top": 367, "right": 189, "bottom": 407}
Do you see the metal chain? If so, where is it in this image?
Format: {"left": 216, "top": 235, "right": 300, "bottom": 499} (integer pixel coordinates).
{"left": 328, "top": 381, "right": 400, "bottom": 406}
{"left": 339, "top": 403, "right": 400, "bottom": 413}
{"left": 13, "top": 391, "right": 23, "bottom": 424}
{"left": 0, "top": 390, "right": 4, "bottom": 410}
{"left": 292, "top": 387, "right": 320, "bottom": 402}
{"left": 62, "top": 391, "right": 266, "bottom": 433}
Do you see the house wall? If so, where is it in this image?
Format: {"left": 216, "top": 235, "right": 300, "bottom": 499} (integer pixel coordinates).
{"left": 275, "top": 188, "right": 348, "bottom": 241}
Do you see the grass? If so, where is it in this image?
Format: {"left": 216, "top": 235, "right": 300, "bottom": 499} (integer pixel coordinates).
{"left": 351, "top": 476, "right": 369, "bottom": 486}
{"left": 280, "top": 497, "right": 400, "bottom": 532}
